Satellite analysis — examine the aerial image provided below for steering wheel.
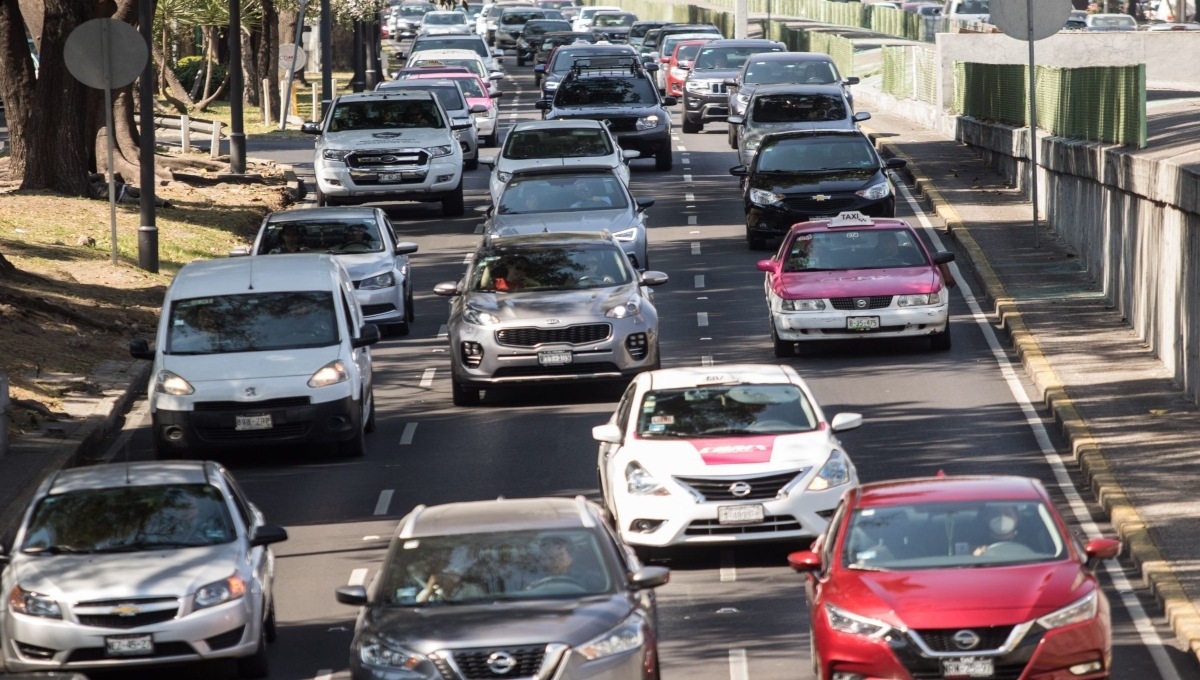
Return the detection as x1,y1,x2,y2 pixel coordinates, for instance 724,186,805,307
524,575,588,592
332,242,374,253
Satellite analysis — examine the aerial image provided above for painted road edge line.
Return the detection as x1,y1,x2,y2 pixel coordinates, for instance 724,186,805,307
400,422,418,445
728,648,749,680
420,368,436,388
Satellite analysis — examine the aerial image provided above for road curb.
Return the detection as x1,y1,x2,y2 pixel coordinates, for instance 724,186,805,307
864,126,1200,662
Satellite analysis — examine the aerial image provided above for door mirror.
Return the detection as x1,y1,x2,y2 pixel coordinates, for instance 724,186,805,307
592,422,623,444
534,100,549,110
250,524,289,547
300,122,322,134
479,154,497,167
661,95,676,106
534,64,546,73
229,246,251,257
489,72,505,80
489,88,503,98
353,324,382,348
394,241,419,256
470,103,489,114
932,251,955,265
852,111,872,122
843,76,860,85
885,157,907,170
494,49,506,56
729,165,748,177
640,270,669,286
335,585,369,606
129,338,155,361
635,197,655,212
621,149,641,161
474,205,494,216
723,77,737,86
628,566,669,590
1084,538,1121,564
830,412,863,433
645,62,658,72
756,259,778,273
434,281,461,296
787,550,822,572
726,115,744,126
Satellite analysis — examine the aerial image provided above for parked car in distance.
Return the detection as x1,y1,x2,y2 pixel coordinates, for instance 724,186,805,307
1085,12,1138,30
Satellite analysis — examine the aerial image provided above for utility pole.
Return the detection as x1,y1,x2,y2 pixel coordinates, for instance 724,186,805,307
352,20,366,92
229,0,246,173
137,0,157,272
365,21,379,89
321,0,333,116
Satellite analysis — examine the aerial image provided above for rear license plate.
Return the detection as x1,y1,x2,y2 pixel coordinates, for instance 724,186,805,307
718,504,765,525
846,316,880,331
942,657,994,678
106,634,154,657
379,172,404,183
235,414,273,431
538,350,573,366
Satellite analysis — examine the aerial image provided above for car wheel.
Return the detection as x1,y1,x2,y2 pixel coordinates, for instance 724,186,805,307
452,377,482,406
655,149,673,171
930,322,952,351
728,125,738,149
406,287,415,322
681,117,701,133
235,628,270,679
534,73,542,86
746,232,767,250
264,598,277,643
364,388,377,434
442,178,465,216
466,157,479,171
337,408,367,457
315,187,328,207
772,323,794,358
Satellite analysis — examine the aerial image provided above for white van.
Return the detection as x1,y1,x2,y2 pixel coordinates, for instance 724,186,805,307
941,0,989,24
130,255,380,459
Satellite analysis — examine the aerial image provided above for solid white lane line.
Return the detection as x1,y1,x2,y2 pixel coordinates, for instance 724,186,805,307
688,215,698,225
899,181,1183,680
462,253,473,264
701,355,714,366
374,490,394,515
689,230,700,234
691,242,701,255
437,324,448,339
683,173,693,182
315,669,334,680
720,550,736,582
348,568,369,587
685,192,695,201
695,275,705,288
728,648,749,680
400,422,418,445
697,312,709,327
420,368,436,388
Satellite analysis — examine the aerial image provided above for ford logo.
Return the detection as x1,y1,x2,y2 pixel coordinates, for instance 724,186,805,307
952,630,981,650
729,481,752,497
486,652,517,674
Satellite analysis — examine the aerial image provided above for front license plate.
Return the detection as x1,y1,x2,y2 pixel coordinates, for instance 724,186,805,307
235,414,273,431
846,316,880,331
718,504,765,525
538,350,573,366
379,172,404,183
106,634,154,657
942,657,994,679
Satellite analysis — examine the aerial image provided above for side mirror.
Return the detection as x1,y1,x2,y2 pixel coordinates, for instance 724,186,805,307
335,585,369,606
787,550,822,572
534,100,549,110
932,251,955,265
852,111,872,122
489,72,506,80
844,76,860,85
628,566,670,590
756,259,778,273
452,122,472,131
1084,538,1121,565
723,77,738,86
489,89,503,98
885,157,907,169
470,103,488,114
434,281,461,296
729,165,748,177
640,270,669,286
830,412,863,433
300,122,322,134
621,149,641,160
479,155,497,167
353,323,382,348
659,55,669,63
726,115,744,126
592,422,623,444
395,51,408,59
645,62,658,72
660,95,676,106
635,197,655,212
229,246,251,257
394,241,420,256
250,524,289,547
129,338,155,361
534,64,546,73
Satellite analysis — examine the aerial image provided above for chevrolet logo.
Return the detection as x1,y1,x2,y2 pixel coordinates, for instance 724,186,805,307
812,194,831,202
110,604,142,617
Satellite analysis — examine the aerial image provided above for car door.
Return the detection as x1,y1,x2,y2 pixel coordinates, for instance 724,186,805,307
599,381,638,507
379,212,406,298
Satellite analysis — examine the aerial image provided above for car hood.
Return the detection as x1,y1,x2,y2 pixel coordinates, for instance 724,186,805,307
323,129,447,149
549,104,663,119
333,251,395,282
12,543,242,602
627,429,836,472
689,67,741,80
489,209,634,235
500,157,620,174
774,267,940,299
465,283,640,320
163,345,342,381
828,561,1092,629
751,168,878,193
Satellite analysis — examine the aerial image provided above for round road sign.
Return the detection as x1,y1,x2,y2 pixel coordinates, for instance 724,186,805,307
279,44,308,72
990,0,1073,40
64,18,148,90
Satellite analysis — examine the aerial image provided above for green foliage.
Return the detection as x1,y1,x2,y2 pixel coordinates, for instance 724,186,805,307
175,56,228,94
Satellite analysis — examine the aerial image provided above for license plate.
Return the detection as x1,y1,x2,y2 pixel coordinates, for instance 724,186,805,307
846,316,880,331
235,414,273,431
538,350,573,366
942,657,994,678
379,172,404,183
718,504,765,525
106,634,154,657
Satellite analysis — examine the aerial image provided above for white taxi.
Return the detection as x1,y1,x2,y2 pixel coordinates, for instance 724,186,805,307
592,364,862,548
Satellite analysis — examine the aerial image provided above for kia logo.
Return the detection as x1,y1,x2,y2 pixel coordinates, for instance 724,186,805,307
952,630,981,650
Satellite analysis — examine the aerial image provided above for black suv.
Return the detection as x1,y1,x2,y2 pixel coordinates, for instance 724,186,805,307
537,55,675,170
730,129,906,249
681,38,784,133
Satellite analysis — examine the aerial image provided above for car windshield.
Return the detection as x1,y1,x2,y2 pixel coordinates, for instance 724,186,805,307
502,10,543,23
1092,14,1135,25
695,45,780,70
470,245,633,292
752,93,846,123
166,292,339,355
674,43,703,62
425,12,466,23
525,21,571,36
782,228,928,272
955,0,988,12
487,4,507,17
441,76,486,97
842,500,1067,571
629,23,660,38
394,84,465,111
412,38,489,58
636,384,818,438
379,529,615,605
401,4,432,16
329,99,444,131
745,59,838,84
413,58,486,78
662,36,713,56
497,173,628,214
257,217,385,255
504,127,613,159
756,136,878,172
556,76,656,105
21,484,237,554
594,13,635,26
641,30,661,47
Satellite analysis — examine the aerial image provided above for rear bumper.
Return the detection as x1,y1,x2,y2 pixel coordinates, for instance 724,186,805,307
745,197,895,236
683,93,729,123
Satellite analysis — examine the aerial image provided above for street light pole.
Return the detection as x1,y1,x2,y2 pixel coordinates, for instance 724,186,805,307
352,20,365,92
1026,0,1039,248
137,0,158,272
229,0,246,173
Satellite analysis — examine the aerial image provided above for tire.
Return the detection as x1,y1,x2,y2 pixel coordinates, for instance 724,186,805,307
746,232,767,250
441,178,465,216
728,125,738,149
930,322,952,351
465,157,479,171
364,388,377,434
406,287,415,322
264,599,277,643
681,117,701,133
337,406,367,457
236,629,269,679
772,324,794,358
315,187,328,207
534,73,542,87
452,377,482,406
655,148,673,171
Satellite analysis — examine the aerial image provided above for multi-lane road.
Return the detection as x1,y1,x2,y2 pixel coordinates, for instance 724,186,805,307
92,64,1200,680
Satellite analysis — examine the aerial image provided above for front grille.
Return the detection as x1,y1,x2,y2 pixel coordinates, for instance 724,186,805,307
830,296,893,311
709,82,728,94
495,323,611,347
783,196,856,213
912,626,1014,653
77,608,178,629
193,397,311,411
361,303,397,317
604,117,640,132
206,625,246,650
674,470,803,502
685,514,802,536
453,645,546,679
492,362,621,378
67,641,196,663
349,172,428,186
195,422,309,442
347,149,430,168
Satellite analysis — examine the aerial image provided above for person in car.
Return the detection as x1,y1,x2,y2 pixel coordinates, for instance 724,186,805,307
576,250,615,284
524,536,602,590
337,224,375,250
971,505,1021,556
568,179,613,209
270,224,309,253
495,257,542,291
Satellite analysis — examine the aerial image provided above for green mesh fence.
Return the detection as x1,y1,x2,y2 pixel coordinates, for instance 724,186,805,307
868,6,921,40
881,45,937,104
807,31,857,77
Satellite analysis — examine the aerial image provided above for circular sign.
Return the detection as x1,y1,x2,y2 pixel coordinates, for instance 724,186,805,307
279,43,308,71
64,18,148,90
989,0,1072,41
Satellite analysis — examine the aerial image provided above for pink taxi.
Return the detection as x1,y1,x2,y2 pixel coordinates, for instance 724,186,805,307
406,71,501,146
758,211,955,356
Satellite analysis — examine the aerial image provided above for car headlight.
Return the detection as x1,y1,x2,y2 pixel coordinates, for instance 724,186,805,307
193,576,246,611
496,171,512,183
428,145,454,158
1037,591,1098,630
463,307,501,326
358,633,429,672
749,188,784,206
635,114,660,130
322,149,349,162
856,182,890,200
308,360,349,388
606,300,640,318
626,461,668,496
897,288,944,307
611,227,637,242
685,80,709,93
781,298,826,312
360,272,396,290
825,603,892,638
156,370,194,396
808,450,851,491
545,81,560,91
737,93,750,103
743,138,761,151
578,613,646,660
669,67,688,80
8,585,61,619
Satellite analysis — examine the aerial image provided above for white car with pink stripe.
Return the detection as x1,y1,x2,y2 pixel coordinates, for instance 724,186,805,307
591,364,862,548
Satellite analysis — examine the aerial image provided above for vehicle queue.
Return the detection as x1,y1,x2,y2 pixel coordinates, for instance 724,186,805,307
0,4,1123,680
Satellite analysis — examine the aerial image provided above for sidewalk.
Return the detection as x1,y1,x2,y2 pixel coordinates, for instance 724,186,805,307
862,109,1200,659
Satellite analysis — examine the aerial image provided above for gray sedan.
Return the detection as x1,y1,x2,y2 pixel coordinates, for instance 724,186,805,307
729,84,870,167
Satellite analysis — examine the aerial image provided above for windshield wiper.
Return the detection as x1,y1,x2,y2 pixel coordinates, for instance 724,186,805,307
22,545,94,555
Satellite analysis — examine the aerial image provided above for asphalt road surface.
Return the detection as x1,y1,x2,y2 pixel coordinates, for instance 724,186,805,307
89,64,1200,680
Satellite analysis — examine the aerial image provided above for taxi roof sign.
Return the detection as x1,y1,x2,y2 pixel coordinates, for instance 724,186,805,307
827,211,875,228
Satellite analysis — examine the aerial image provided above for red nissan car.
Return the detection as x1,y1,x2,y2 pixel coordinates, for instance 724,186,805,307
790,476,1121,680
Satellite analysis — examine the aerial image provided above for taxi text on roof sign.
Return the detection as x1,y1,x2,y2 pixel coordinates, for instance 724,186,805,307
827,211,874,228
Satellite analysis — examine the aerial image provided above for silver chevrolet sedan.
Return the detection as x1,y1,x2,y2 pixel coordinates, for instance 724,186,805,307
1,461,287,677
433,232,668,405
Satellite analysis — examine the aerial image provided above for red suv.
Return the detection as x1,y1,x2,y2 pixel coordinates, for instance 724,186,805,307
665,40,711,98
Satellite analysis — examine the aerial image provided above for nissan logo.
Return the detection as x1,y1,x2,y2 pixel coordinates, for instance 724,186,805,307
729,481,752,497
486,652,518,674
855,298,868,309
952,630,981,650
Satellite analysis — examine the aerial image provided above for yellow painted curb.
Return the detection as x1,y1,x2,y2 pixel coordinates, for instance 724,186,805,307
863,125,1200,662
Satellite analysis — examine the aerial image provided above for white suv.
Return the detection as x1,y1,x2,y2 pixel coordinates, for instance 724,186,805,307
304,91,468,216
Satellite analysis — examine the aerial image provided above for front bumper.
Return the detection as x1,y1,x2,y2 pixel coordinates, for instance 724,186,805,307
352,641,653,680
772,303,948,342
152,393,360,453
611,127,669,158
355,280,406,325
316,156,461,202
745,196,896,236
495,30,522,48
683,91,729,123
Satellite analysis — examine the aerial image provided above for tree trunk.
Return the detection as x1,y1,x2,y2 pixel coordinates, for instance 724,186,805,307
153,36,194,112
242,28,259,107
0,0,36,180
194,67,230,111
260,0,278,124
201,27,215,101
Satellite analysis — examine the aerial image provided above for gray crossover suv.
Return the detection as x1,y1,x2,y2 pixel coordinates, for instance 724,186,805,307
335,497,669,680
433,232,667,406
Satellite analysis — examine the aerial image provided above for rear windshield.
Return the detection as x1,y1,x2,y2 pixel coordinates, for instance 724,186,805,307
593,12,635,26
443,76,486,98
411,38,489,58
497,173,628,214
329,98,444,131
782,227,929,273
257,217,385,255
501,9,544,23
756,135,878,172
636,385,818,438
629,23,661,38
694,45,782,70
504,127,613,159
412,57,486,79
401,4,432,16
404,84,466,111
167,292,340,355
556,76,657,105
745,59,838,85
425,12,466,23
752,94,845,123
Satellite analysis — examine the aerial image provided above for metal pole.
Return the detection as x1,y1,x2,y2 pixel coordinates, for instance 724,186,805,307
229,0,246,174
102,20,119,266
1027,0,1039,248
0,371,8,459
352,20,365,92
279,0,311,130
735,0,749,38
767,0,772,36
320,0,333,116
138,0,158,273
366,21,379,89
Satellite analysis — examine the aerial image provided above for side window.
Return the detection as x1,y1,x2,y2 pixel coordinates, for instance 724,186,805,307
220,472,255,532
820,499,849,575
382,215,399,247
614,382,637,433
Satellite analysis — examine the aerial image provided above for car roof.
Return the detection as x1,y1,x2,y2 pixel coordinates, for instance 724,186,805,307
382,78,465,92
170,253,343,299
752,83,846,96
425,10,464,15
856,476,1046,508
745,51,835,63
267,207,378,223
763,128,869,143
512,119,604,131
337,90,436,102
646,364,794,390
511,165,617,177
414,33,482,39
412,49,485,59
49,462,212,494
702,38,784,47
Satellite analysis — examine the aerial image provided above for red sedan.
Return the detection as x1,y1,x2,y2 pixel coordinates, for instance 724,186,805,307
789,476,1121,680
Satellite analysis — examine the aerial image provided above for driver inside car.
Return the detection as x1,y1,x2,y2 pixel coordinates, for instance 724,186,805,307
971,505,1021,556
340,224,375,250
525,536,601,591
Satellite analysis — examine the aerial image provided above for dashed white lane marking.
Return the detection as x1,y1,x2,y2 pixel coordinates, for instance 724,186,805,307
420,368,437,388
691,242,701,255
701,355,714,366
682,157,690,165
348,568,369,587
400,422,418,445
677,145,687,151
315,669,333,680
474,223,485,234
697,312,709,327
689,230,700,234
683,173,693,182
697,296,708,300
685,192,695,201
694,275,705,288
363,535,380,541
700,337,712,340
462,253,473,264
720,550,736,582
373,490,394,515
437,324,448,339
688,215,698,225
728,648,749,680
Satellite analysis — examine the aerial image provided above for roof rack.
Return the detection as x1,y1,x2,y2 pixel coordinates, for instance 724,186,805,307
570,54,641,77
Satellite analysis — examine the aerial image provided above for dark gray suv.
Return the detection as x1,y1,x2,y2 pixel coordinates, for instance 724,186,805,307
336,497,669,680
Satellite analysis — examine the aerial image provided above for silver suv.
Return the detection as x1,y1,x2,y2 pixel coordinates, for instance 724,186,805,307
729,84,869,167
433,232,668,406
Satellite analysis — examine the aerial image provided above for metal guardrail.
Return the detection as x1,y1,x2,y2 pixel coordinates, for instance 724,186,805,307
152,115,227,138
